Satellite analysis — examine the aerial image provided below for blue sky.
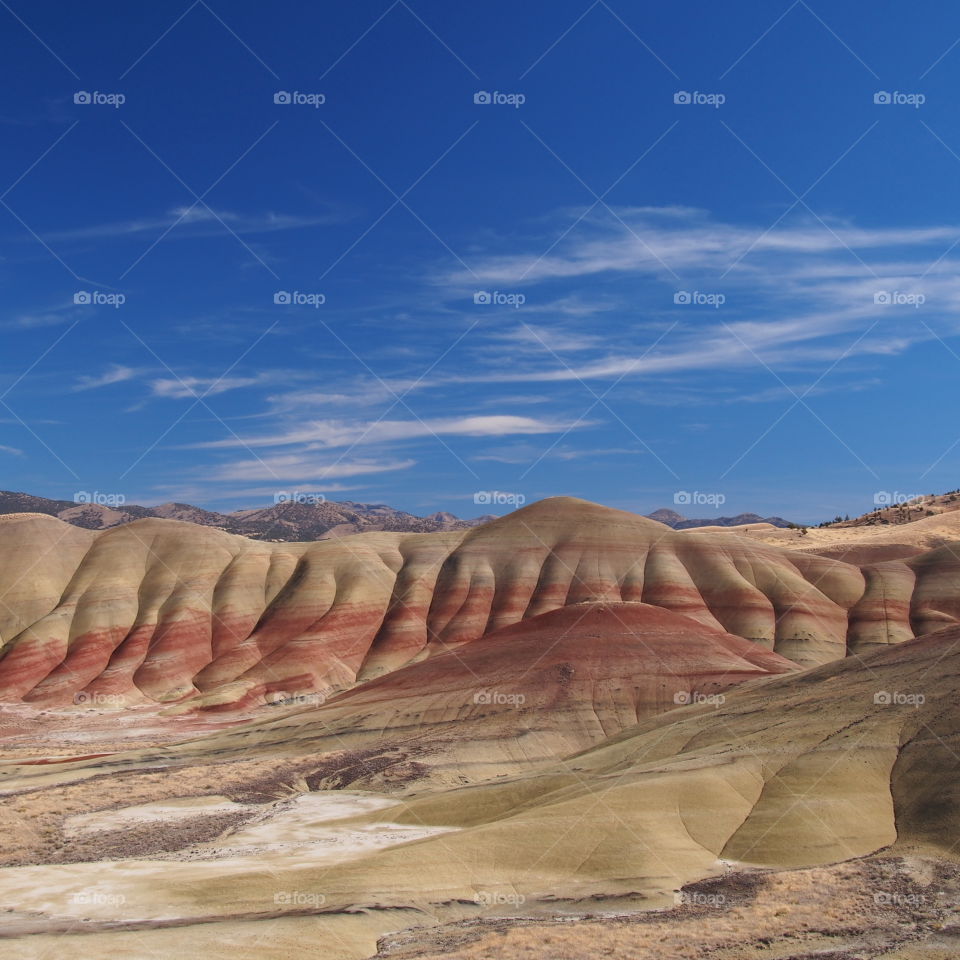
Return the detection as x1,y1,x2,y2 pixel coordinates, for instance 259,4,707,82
2,0,959,524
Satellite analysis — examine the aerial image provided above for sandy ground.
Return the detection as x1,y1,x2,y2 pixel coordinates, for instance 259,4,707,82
0,790,456,925
0,702,256,761
681,507,960,559
373,855,960,960
2,504,959,958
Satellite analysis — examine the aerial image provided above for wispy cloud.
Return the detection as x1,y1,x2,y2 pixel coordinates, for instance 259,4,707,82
74,365,140,391
200,455,416,484
75,367,312,401
473,442,643,464
2,298,82,330
439,206,960,289
85,205,960,483
725,378,884,404
149,369,318,400
196,414,590,451
415,207,960,390
150,375,265,399
491,323,606,353
4,311,73,330
0,444,24,456
41,205,346,243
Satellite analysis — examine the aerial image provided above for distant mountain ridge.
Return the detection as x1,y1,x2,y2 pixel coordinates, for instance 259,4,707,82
0,491,494,542
647,507,793,529
0,491,797,541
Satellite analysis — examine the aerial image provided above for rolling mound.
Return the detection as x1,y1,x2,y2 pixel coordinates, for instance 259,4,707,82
2,498,960,711
733,506,960,561
0,623,955,960
2,497,959,959
2,602,793,792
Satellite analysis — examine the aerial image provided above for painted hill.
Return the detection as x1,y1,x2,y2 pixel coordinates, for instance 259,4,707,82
1,623,955,959
135,601,798,789
2,496,960,714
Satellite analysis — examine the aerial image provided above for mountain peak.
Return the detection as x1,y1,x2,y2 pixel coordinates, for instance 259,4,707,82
646,507,793,529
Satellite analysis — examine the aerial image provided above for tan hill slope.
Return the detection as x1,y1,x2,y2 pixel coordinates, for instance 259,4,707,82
2,601,793,793
0,498,868,709
2,497,960,712
0,624,955,960
712,491,960,563
1,496,958,960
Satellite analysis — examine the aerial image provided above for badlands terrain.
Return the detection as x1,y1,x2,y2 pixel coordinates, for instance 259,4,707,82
0,496,958,958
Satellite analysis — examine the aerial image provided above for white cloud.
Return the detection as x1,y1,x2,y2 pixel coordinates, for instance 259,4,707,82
6,311,73,330
98,205,960,472
74,365,140,391
200,455,416,484
414,207,960,389
42,206,344,243
439,207,960,289
446,312,890,385
197,414,590,451
150,375,265,399
0,444,23,456
493,324,606,353
147,369,316,400
474,442,643,464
